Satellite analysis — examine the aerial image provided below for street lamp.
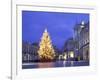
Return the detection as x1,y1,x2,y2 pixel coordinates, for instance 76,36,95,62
62,52,67,67
70,51,74,66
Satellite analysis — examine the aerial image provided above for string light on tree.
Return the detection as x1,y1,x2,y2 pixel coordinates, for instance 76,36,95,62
38,28,55,61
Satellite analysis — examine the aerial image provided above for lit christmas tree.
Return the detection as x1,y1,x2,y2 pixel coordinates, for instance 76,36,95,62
38,28,55,62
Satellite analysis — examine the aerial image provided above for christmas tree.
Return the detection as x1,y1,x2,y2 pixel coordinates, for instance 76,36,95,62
38,28,55,62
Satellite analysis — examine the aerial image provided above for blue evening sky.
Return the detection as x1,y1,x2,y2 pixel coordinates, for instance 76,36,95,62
22,11,89,49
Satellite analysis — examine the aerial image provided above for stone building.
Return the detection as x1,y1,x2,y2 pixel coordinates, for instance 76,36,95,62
74,21,89,61
22,41,39,62
79,22,89,60
63,38,75,61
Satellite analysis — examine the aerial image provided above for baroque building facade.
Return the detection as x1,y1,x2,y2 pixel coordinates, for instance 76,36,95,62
74,21,89,61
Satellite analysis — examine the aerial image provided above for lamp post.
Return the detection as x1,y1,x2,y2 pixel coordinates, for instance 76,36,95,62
70,51,74,66
63,53,67,67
